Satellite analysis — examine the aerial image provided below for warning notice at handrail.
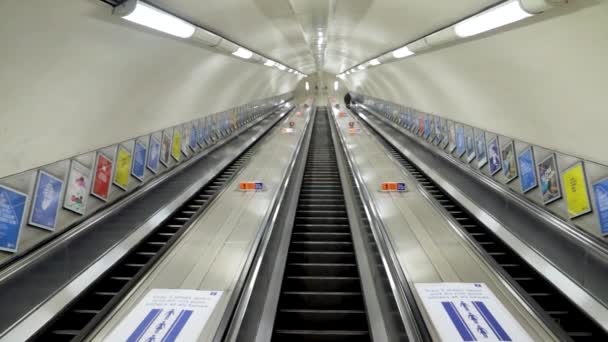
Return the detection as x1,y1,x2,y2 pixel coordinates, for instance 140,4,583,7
415,283,533,342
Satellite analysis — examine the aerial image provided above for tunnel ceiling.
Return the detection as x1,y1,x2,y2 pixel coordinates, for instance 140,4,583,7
147,0,500,75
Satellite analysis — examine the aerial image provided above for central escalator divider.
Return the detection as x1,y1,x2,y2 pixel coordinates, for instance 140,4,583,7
272,108,371,342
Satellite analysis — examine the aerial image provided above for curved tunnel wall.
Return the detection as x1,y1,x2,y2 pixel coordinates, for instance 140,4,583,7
0,0,300,179
344,0,608,166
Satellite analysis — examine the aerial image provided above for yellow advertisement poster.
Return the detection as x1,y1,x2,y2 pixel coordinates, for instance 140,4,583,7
114,146,132,190
172,129,182,161
562,162,592,218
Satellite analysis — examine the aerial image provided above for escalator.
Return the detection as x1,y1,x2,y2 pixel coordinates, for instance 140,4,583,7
272,108,371,342
354,105,608,341
28,110,287,342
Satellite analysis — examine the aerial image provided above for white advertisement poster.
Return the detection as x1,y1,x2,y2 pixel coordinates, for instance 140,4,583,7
106,289,222,342
415,283,532,342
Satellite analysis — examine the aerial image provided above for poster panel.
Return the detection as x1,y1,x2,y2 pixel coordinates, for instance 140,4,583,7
456,125,466,158
415,283,533,342
465,130,476,163
29,171,64,231
181,125,191,157
106,289,223,342
476,131,488,168
562,162,592,218
593,178,608,235
172,128,182,162
132,141,147,181
63,160,91,215
0,185,28,253
537,154,562,204
418,115,425,136
517,146,537,193
189,123,198,151
424,115,432,140
488,138,502,176
114,146,132,191
160,131,172,167
448,121,457,152
501,141,518,183
440,119,449,148
91,153,113,201
147,136,161,174
434,117,442,145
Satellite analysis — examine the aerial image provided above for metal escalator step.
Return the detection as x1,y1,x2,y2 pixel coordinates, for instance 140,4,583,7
288,251,355,263
275,309,368,330
283,276,360,292
289,241,353,252
279,291,365,310
291,232,351,242
285,263,358,277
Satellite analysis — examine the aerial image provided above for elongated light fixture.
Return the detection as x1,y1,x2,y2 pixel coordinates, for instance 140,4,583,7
369,59,381,66
233,47,253,59
121,1,195,38
392,46,414,58
264,60,275,67
357,65,366,70
277,64,287,70
454,0,532,38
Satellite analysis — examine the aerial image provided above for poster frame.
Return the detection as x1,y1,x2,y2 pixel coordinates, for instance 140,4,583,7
131,140,147,182
592,177,608,236
28,170,64,231
562,161,592,219
501,140,519,184
537,153,562,205
90,152,114,202
0,184,28,253
147,136,161,175
171,127,182,162
487,137,502,176
475,131,488,169
63,159,91,215
113,145,132,191
517,146,538,194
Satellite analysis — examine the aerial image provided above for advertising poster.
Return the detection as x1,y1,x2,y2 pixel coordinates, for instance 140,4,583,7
114,146,132,191
448,121,457,152
91,153,113,201
415,283,533,342
465,131,476,163
106,289,223,342
197,120,206,148
592,178,608,235
537,154,562,204
424,115,432,139
517,146,538,193
181,125,191,157
161,131,172,167
476,131,488,168
418,115,425,136
488,138,502,176
189,123,198,151
132,141,147,182
0,185,28,253
440,119,449,148
28,171,64,231
456,125,466,158
434,118,442,145
171,128,182,162
562,162,592,218
147,136,161,174
63,160,91,215
501,141,518,183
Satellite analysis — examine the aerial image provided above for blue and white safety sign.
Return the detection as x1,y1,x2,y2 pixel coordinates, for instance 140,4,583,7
415,283,532,342
106,289,222,342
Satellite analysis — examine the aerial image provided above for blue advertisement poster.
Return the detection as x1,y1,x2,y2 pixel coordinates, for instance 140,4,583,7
190,124,198,151
29,171,63,231
0,185,27,252
488,138,502,176
147,136,161,174
476,131,487,168
517,146,537,193
424,116,431,139
593,178,608,235
132,141,147,181
456,125,466,157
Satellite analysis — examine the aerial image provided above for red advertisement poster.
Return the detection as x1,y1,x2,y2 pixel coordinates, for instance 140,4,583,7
91,153,113,201
418,115,425,136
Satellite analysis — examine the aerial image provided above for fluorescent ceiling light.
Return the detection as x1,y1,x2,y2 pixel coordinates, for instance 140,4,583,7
334,81,339,91
369,59,381,66
264,60,275,67
122,1,195,38
305,82,310,91
233,47,253,59
454,0,532,38
357,65,365,70
277,64,287,70
392,46,414,58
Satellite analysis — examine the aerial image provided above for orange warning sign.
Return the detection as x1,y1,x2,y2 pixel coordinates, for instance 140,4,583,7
380,182,407,192
239,182,264,191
